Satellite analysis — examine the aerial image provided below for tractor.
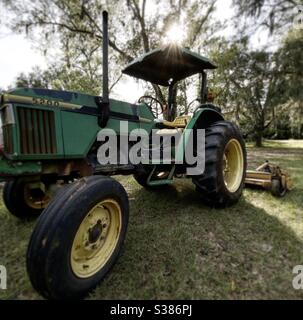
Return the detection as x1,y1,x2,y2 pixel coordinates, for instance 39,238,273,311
0,11,246,299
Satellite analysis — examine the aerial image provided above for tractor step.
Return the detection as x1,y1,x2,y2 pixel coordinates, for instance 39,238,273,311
147,165,175,186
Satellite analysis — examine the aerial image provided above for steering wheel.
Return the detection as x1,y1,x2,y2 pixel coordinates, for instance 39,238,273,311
138,95,164,118
187,98,200,111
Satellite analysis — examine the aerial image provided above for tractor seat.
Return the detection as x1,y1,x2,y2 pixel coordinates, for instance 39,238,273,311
155,128,182,136
158,115,191,129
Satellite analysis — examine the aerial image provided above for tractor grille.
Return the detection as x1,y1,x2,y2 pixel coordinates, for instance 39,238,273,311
2,125,14,154
17,107,57,154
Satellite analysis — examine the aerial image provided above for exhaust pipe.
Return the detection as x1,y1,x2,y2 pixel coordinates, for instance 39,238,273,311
97,10,110,127
102,10,109,104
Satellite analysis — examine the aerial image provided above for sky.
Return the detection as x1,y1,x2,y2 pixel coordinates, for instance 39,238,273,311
0,2,47,88
0,0,270,102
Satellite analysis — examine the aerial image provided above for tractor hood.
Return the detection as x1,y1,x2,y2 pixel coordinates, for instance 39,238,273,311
122,45,217,86
1,87,98,108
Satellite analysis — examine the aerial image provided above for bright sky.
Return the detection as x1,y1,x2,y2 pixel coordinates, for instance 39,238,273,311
0,0,270,102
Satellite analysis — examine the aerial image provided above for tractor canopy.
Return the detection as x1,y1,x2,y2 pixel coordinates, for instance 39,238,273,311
122,45,217,86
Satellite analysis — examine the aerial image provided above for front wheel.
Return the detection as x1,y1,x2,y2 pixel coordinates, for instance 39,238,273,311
3,178,51,219
192,121,247,207
26,176,129,300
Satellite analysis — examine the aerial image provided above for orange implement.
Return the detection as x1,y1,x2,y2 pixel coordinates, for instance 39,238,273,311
245,161,293,197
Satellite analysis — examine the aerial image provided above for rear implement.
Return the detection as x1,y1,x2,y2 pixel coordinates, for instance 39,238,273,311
245,161,293,197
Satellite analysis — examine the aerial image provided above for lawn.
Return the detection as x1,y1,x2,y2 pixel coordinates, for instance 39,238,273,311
0,140,303,300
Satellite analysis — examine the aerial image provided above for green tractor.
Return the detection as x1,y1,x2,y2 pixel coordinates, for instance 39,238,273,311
0,12,246,299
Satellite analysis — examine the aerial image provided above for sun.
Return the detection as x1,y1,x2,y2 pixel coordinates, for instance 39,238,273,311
164,23,185,45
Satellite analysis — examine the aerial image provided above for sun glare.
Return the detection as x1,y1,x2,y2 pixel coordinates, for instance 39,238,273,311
164,23,185,45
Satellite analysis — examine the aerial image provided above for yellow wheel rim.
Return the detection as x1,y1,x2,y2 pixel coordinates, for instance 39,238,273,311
71,199,122,278
223,139,244,193
24,185,50,210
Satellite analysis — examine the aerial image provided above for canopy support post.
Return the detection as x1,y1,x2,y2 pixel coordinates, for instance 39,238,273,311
200,71,207,103
168,81,176,121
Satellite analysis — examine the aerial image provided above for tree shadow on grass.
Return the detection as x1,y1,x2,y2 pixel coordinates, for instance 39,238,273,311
93,179,303,299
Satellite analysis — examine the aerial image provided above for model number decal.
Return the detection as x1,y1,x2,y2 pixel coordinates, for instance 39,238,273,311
32,97,60,107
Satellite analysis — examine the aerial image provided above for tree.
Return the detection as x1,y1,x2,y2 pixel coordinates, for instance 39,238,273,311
271,29,303,138
2,0,220,118
15,68,50,88
210,38,278,146
232,0,300,35
13,65,101,95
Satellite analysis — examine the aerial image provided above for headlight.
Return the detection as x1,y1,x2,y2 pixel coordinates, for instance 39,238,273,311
1,104,15,125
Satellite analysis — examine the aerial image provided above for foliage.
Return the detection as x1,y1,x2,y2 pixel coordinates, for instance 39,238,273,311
210,38,274,146
232,0,299,34
209,26,303,145
2,0,220,112
1,0,302,142
14,65,101,95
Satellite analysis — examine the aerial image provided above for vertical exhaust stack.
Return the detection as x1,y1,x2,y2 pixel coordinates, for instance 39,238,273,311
102,10,109,104
97,10,110,127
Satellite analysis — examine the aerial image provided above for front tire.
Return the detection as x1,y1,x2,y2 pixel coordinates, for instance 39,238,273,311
2,178,51,219
26,176,129,300
192,121,246,207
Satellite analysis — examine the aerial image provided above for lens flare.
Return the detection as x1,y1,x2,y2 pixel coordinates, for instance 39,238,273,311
164,23,185,44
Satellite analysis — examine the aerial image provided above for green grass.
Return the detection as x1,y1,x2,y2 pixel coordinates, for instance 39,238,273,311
0,140,303,300
246,139,303,149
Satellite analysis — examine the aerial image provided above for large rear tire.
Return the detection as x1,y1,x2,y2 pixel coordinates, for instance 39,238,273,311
192,121,246,207
26,176,129,300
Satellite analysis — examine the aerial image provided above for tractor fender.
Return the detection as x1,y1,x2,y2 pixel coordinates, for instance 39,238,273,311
175,107,224,163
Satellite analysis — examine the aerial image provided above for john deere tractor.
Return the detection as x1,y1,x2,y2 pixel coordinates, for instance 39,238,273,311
0,12,246,299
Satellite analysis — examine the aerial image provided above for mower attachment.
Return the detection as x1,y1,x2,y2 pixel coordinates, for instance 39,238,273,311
245,161,293,197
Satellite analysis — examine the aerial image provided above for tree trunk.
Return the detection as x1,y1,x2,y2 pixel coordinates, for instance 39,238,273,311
272,106,278,138
255,131,263,147
299,102,303,138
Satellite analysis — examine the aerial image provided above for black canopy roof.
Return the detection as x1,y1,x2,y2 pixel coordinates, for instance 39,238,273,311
122,45,217,86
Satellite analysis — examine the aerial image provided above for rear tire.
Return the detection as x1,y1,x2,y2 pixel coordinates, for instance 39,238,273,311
192,121,246,207
2,178,50,219
26,175,129,300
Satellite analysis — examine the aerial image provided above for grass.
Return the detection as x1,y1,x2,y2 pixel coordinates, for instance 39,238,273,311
0,140,303,300
246,139,303,149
